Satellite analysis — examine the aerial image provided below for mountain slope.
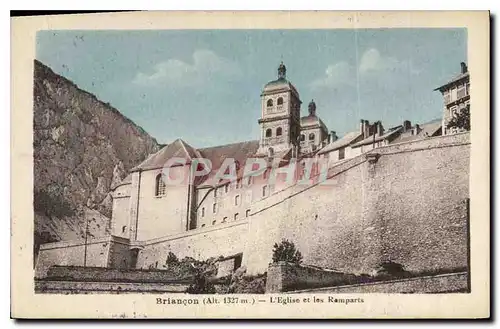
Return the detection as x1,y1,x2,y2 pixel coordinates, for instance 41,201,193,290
33,60,160,261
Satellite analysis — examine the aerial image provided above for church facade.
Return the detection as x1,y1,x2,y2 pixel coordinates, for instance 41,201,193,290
36,62,470,280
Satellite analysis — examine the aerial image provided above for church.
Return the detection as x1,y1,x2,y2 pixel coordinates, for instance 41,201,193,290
36,62,470,280
110,62,335,244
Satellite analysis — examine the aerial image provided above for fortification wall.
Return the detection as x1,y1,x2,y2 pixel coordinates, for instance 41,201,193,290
35,237,111,278
134,220,249,269
244,133,470,275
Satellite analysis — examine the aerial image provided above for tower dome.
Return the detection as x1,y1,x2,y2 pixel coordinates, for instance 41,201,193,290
262,61,299,97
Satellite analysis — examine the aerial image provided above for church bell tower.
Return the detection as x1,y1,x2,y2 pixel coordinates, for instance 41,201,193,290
257,62,301,157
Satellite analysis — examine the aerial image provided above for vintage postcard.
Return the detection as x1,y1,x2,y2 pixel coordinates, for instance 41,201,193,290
11,11,490,319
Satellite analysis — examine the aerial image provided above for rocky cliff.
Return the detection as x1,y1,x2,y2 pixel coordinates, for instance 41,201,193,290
33,60,160,260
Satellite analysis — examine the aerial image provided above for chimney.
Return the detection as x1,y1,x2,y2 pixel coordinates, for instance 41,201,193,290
359,119,365,134
403,120,412,132
376,121,383,136
414,124,421,135
460,62,468,74
364,120,370,138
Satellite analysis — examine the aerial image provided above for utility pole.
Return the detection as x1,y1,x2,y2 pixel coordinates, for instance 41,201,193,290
83,218,90,267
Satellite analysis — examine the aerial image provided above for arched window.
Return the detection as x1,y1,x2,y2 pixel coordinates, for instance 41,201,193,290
235,195,240,206
300,134,305,141
212,220,217,225
201,207,205,217
267,99,273,107
222,216,228,223
309,133,315,141
122,226,127,233
155,174,166,196
246,209,251,217
265,128,272,137
276,127,283,136
234,213,239,220
277,97,283,105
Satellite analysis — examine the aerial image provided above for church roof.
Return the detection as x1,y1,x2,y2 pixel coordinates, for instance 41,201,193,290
130,139,202,172
196,140,260,186
110,173,133,190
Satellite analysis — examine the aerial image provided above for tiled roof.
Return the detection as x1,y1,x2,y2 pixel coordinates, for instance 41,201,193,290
131,139,202,172
317,131,362,154
196,140,260,186
434,71,469,91
418,118,442,137
351,127,403,148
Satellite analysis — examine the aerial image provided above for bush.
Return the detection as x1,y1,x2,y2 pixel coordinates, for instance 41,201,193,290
272,239,303,264
166,252,178,265
375,261,406,276
185,270,216,294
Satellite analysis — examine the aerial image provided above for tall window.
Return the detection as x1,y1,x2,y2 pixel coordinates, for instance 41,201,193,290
247,176,253,186
122,226,127,233
338,147,345,160
234,213,239,221
235,195,240,206
155,174,166,196
277,97,283,105
225,184,229,193
457,85,466,99
266,128,272,137
214,188,218,197
300,134,305,141
246,209,251,217
212,203,217,213
309,133,315,141
201,207,205,217
267,99,273,107
262,185,268,197
276,127,283,136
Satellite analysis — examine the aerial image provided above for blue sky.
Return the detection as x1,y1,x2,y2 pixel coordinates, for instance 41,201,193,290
36,29,466,147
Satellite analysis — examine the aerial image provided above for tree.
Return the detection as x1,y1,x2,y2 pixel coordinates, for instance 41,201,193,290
272,239,303,264
446,105,470,132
